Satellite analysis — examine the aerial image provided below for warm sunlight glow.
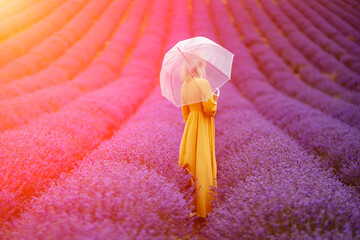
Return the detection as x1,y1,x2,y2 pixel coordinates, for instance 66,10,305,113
0,0,359,238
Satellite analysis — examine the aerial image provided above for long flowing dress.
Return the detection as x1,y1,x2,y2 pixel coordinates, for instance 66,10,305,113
179,77,217,218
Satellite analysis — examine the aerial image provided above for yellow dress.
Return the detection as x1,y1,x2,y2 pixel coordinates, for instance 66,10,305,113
178,77,217,218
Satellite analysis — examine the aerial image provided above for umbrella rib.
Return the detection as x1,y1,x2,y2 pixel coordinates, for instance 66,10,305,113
177,47,190,65
192,77,207,100
204,57,233,80
170,60,177,106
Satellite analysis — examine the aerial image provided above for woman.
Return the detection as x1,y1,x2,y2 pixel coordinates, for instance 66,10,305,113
178,55,219,218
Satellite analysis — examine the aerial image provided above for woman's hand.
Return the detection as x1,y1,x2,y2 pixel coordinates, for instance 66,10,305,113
215,88,220,97
213,88,220,102
213,94,218,102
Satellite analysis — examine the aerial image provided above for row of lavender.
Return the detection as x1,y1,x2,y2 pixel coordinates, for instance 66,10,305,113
0,0,39,21
278,0,360,78
343,0,360,13
329,0,360,22
0,0,79,65
0,0,116,95
277,0,360,70
259,0,360,101
0,0,169,225
315,0,360,32
0,0,111,84
287,0,360,57
247,0,360,93
273,0,360,103
300,0,360,44
0,0,136,132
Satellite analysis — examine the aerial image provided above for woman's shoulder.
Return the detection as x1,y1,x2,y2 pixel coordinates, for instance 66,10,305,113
194,77,207,81
194,77,210,85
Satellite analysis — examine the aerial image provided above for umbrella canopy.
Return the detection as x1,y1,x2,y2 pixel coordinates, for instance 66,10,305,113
160,36,234,107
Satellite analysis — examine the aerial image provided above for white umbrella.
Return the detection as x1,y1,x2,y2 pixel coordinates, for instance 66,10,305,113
160,36,234,107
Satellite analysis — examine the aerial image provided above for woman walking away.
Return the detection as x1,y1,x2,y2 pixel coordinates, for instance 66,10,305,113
159,36,233,218
178,55,219,218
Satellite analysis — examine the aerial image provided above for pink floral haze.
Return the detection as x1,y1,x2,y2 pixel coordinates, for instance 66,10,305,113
0,0,359,239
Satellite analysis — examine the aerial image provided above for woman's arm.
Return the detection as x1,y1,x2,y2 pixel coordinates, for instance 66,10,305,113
202,94,217,117
198,78,217,117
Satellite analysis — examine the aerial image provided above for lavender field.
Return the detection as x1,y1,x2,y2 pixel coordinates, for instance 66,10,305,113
0,0,359,239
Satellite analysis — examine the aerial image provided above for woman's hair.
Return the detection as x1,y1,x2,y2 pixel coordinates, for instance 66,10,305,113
180,54,206,82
